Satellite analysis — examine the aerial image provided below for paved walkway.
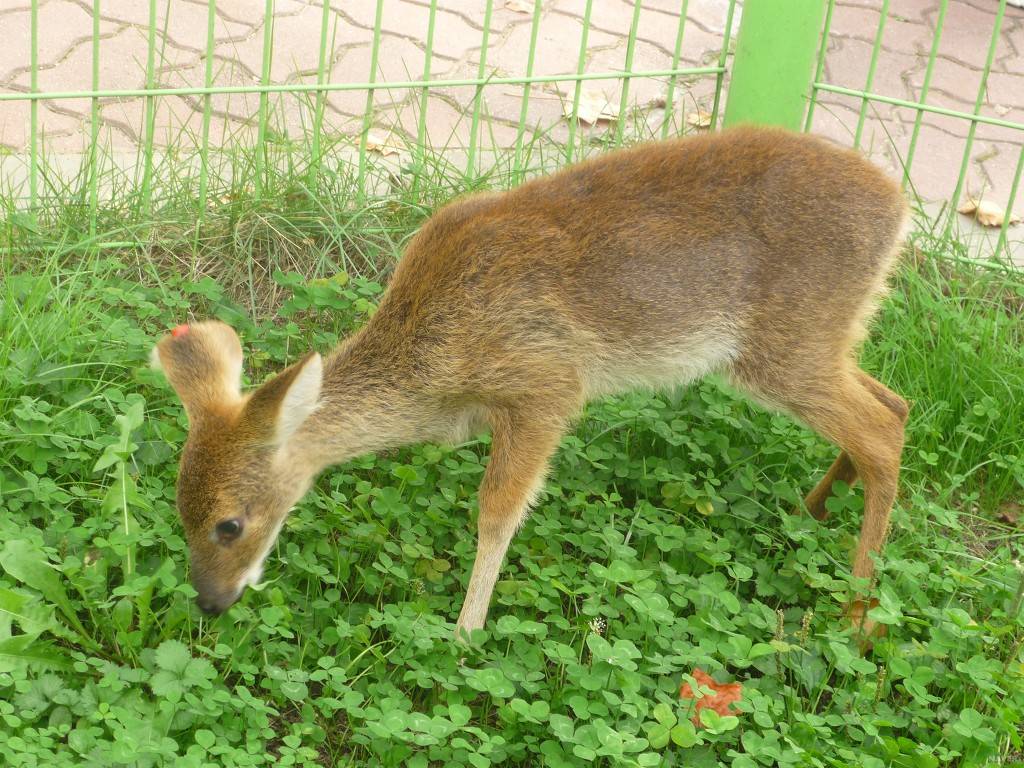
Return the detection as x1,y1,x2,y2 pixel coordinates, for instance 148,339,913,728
0,0,1022,253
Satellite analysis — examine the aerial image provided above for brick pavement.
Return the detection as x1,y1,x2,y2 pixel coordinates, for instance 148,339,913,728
0,0,1022,256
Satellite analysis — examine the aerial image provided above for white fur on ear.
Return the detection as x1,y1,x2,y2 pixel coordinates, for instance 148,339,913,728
276,353,322,444
149,346,164,371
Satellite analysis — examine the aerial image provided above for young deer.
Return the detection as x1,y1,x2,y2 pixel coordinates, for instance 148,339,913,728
153,126,909,638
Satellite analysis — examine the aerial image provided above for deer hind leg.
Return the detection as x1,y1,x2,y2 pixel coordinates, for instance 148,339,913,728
742,364,905,634
801,370,909,520
455,406,568,640
801,451,858,521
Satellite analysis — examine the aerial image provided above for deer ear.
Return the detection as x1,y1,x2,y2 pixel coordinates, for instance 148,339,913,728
151,321,243,421
241,352,322,446
275,352,322,444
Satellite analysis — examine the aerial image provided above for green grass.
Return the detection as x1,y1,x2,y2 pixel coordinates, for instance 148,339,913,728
1,134,1023,768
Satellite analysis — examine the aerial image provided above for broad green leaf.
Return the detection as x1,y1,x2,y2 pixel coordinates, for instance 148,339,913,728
155,639,192,674
549,713,575,741
194,730,216,750
958,707,984,730
652,702,675,725
447,704,471,727
150,670,184,702
670,720,698,747
280,681,308,701
0,587,56,635
0,540,87,639
748,642,777,659
0,634,72,672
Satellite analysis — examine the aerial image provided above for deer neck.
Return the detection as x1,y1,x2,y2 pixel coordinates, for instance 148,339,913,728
287,329,434,474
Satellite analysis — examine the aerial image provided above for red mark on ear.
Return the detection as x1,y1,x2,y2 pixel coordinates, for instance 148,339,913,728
171,324,190,338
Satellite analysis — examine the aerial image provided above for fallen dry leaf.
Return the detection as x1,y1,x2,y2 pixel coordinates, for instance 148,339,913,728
566,89,618,126
957,198,1021,228
679,668,742,726
504,0,534,12
686,109,712,129
998,502,1021,526
363,132,403,157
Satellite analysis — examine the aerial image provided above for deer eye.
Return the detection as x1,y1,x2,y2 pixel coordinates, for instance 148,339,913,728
215,518,243,542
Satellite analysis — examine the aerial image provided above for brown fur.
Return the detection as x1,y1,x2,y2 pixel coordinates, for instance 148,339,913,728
153,126,909,635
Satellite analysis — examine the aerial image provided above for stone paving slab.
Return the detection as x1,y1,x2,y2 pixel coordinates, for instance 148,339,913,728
0,0,1022,258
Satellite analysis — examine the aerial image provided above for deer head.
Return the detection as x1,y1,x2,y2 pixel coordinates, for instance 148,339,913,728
152,321,322,614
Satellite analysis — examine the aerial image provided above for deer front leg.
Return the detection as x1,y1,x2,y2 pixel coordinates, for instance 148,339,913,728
455,409,565,640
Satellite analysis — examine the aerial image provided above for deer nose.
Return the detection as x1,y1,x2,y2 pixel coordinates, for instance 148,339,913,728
196,588,241,615
196,595,226,615
192,570,242,615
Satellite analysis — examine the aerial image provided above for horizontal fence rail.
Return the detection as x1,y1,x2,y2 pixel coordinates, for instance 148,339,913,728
811,83,1024,135
0,68,730,103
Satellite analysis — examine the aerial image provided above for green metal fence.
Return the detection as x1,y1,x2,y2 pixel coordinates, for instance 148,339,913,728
801,0,1024,257
0,0,740,251
0,0,1021,258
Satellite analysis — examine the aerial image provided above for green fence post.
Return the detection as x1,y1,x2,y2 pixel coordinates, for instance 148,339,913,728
723,0,828,130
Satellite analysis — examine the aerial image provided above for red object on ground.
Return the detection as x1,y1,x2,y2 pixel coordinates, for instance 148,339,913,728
171,324,190,338
679,668,743,726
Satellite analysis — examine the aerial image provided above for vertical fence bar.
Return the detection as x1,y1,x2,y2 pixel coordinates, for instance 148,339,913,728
88,0,100,237
709,0,737,130
357,0,384,194
853,0,889,149
903,0,946,190
803,0,835,132
661,0,690,140
255,0,274,196
723,0,825,130
140,0,158,219
995,143,1023,258
466,0,494,179
309,0,332,187
614,0,643,146
511,0,542,183
412,0,438,197
29,0,39,214
949,0,1006,219
565,0,594,163
198,0,217,225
